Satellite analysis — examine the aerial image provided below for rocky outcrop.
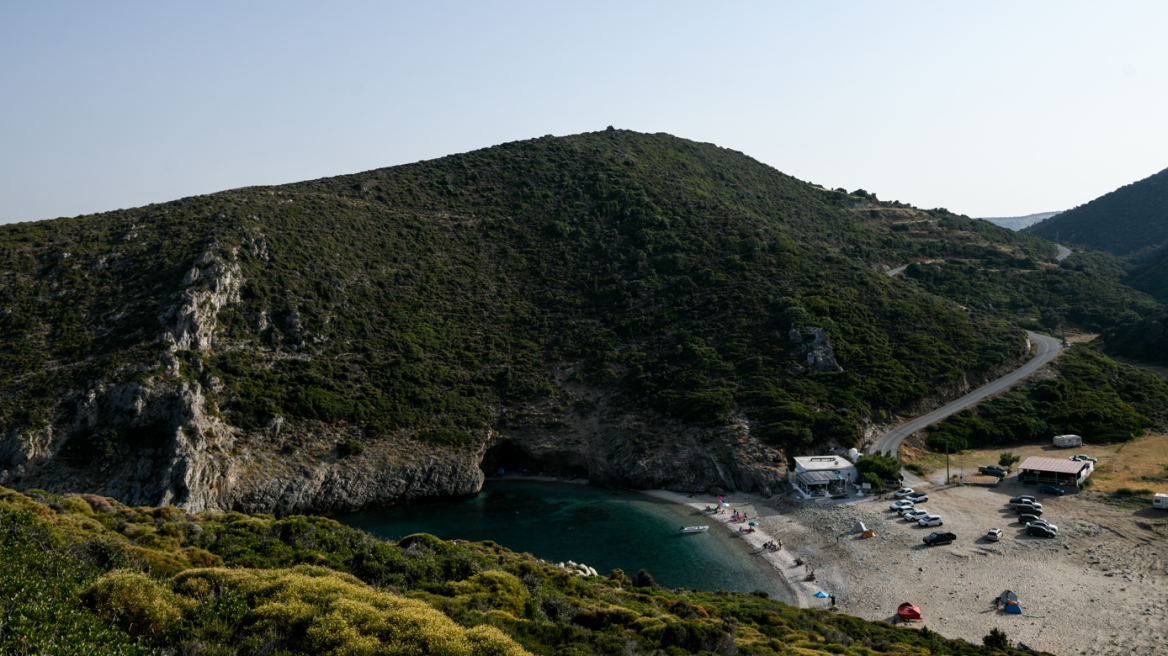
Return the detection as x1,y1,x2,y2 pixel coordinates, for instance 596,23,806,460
789,326,843,373
161,251,244,351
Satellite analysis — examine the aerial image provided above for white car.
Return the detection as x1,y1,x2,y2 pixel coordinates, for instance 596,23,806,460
904,509,929,522
1070,454,1097,463
894,487,914,498
890,500,915,511
1026,520,1058,533
986,528,1003,541
918,514,943,527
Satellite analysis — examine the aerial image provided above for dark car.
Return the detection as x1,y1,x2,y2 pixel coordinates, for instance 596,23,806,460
923,531,957,546
1040,484,1065,496
1027,524,1056,538
1015,504,1043,516
906,491,929,502
979,465,1008,478
1018,513,1041,525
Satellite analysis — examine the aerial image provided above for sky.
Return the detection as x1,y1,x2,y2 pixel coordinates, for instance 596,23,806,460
3,1,1167,225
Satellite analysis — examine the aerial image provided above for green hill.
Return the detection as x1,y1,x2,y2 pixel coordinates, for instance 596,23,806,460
0,129,1157,511
1026,166,1168,257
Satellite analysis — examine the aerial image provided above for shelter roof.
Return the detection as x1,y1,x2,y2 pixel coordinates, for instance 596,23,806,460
1018,456,1089,475
794,456,853,471
796,470,842,484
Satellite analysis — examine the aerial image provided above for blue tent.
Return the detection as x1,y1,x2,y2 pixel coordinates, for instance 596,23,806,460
813,591,829,599
998,590,1021,614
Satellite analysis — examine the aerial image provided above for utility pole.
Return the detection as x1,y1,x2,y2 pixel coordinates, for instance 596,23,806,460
945,438,950,485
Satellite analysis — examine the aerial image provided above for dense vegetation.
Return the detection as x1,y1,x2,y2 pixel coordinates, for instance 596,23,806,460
0,130,1061,459
1,129,1163,463
0,486,1048,655
1026,166,1168,258
925,345,1168,451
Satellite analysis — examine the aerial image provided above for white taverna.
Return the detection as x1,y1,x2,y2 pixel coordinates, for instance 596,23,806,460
790,453,859,498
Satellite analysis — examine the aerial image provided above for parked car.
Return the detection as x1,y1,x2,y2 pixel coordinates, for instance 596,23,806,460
894,488,914,498
1026,520,1058,533
1069,454,1097,462
1015,504,1043,516
986,528,1003,541
906,491,929,502
1018,513,1041,525
899,506,922,517
978,465,1008,477
904,509,930,522
923,531,957,546
1008,496,1037,508
1039,484,1065,496
1027,524,1057,538
890,500,915,511
918,515,944,527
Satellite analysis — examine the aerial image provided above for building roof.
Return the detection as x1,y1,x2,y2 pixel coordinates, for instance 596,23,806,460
1018,456,1089,475
794,456,854,471
796,470,843,484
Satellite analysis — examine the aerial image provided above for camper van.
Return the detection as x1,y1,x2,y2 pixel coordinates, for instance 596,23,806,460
1053,434,1082,448
1155,493,1168,510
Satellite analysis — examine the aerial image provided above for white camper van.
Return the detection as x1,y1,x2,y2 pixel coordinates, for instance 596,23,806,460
1053,434,1082,448
1154,493,1168,510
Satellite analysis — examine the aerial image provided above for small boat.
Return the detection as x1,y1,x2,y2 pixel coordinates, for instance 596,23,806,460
679,526,709,533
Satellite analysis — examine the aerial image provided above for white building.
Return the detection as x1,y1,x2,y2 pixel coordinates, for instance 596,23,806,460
791,455,859,497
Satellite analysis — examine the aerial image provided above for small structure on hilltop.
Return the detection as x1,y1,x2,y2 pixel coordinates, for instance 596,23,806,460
790,455,859,497
1017,456,1093,488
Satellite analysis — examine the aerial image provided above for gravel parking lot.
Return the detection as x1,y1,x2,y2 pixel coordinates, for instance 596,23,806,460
686,475,1168,656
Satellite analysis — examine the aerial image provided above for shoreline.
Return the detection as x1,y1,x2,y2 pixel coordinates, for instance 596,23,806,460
640,489,825,609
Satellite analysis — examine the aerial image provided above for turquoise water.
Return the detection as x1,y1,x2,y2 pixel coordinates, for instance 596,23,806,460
337,481,793,603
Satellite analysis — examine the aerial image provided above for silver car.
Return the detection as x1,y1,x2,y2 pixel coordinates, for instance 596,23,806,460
904,509,929,522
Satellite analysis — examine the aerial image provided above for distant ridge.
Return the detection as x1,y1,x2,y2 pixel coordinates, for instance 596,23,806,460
978,211,1062,231
1025,166,1168,256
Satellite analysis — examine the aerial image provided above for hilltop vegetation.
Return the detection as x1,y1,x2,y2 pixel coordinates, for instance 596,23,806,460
1,129,1162,500
1027,166,1168,258
0,486,1048,655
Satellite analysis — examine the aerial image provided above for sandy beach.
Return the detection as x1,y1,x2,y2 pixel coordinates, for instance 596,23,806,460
646,477,1168,656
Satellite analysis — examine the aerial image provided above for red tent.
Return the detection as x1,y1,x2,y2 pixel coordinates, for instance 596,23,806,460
897,603,922,621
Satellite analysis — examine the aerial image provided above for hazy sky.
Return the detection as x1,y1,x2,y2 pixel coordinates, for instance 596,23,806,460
3,2,1166,224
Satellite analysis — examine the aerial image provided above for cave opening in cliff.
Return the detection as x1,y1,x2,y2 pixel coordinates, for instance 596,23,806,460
480,440,587,479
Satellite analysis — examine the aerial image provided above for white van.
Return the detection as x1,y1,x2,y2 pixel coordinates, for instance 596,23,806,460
1154,493,1168,510
1053,434,1082,448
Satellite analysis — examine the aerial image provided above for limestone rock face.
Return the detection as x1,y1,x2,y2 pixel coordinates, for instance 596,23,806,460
160,252,244,352
790,326,843,373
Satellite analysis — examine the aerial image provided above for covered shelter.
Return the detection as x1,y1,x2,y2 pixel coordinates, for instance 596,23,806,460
897,603,921,621
792,455,858,497
1017,456,1092,488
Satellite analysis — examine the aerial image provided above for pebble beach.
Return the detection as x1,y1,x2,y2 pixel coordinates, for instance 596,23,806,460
648,480,1168,656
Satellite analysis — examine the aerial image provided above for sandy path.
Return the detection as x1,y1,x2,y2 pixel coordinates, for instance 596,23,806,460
642,490,827,609
646,483,1168,656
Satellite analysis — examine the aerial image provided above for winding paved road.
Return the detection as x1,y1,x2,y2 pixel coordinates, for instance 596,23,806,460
869,245,1072,456
865,331,1063,456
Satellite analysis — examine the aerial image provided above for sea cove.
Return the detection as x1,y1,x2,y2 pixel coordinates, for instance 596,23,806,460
338,480,795,603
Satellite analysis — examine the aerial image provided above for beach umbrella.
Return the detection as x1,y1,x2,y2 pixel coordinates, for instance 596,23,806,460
748,521,759,526
813,591,829,598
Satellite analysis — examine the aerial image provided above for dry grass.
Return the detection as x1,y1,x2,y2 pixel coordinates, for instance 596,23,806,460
1088,432,1168,494
1064,332,1100,344
905,433,1168,494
